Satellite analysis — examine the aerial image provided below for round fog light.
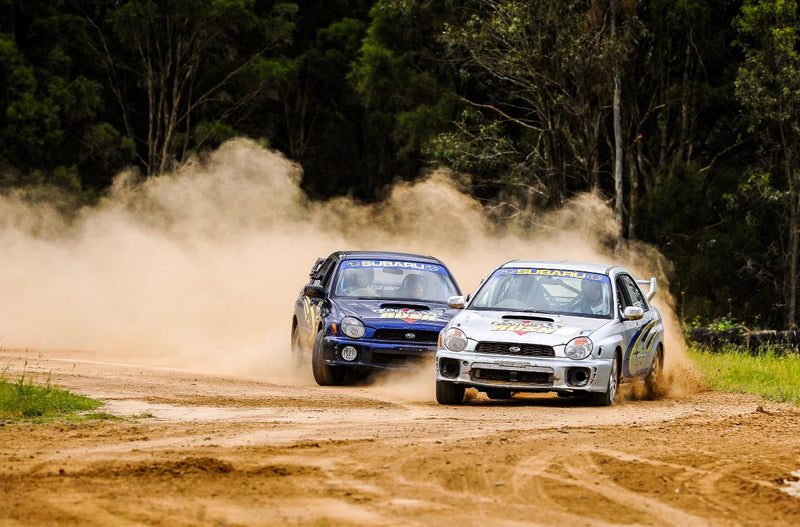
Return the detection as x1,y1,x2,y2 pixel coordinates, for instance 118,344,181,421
341,346,358,362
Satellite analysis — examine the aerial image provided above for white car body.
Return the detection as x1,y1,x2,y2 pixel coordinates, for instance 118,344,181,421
435,260,664,405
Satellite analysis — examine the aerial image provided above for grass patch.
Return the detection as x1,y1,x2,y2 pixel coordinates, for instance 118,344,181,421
687,345,800,404
0,364,103,420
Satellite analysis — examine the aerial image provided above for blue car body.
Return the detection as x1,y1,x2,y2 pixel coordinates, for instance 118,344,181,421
292,251,462,385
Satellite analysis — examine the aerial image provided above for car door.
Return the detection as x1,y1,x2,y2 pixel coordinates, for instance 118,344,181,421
618,274,656,377
301,257,336,347
615,275,640,380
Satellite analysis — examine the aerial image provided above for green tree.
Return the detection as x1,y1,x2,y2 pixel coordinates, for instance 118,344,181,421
590,0,641,246
0,0,131,194
349,0,464,199
431,0,644,219
278,1,372,199
83,0,296,177
735,0,800,328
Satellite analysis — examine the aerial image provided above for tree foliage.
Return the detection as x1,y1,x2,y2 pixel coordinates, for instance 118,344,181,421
83,0,297,177
734,0,800,328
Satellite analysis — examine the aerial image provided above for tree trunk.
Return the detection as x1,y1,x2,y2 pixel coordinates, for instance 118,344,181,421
612,1,624,246
614,70,624,244
678,32,691,165
627,147,637,239
785,129,798,328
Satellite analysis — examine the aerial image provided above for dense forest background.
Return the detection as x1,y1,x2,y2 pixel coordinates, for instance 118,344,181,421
1,0,799,330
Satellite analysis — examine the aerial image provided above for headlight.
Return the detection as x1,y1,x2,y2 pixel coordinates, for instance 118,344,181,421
341,317,365,338
443,327,468,351
565,336,593,360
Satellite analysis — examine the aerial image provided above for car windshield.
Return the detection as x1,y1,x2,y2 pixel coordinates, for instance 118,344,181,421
469,268,613,318
334,259,459,302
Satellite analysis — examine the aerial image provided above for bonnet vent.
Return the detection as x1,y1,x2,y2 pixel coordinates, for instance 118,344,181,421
379,303,430,311
501,314,554,323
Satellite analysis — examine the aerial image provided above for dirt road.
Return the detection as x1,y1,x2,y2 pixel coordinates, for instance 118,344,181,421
2,348,799,526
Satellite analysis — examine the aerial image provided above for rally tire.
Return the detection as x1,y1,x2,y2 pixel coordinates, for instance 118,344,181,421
311,332,346,386
290,324,306,374
436,380,465,405
588,352,619,407
645,344,664,397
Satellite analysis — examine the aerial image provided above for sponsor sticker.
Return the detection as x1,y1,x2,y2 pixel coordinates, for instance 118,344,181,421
379,308,439,323
491,320,557,336
496,268,606,281
345,260,443,274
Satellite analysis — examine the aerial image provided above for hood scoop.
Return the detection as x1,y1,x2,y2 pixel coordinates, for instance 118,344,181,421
502,314,555,323
380,303,430,311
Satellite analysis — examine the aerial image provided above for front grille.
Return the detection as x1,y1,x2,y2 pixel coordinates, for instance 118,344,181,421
475,341,555,357
373,329,439,344
471,369,553,384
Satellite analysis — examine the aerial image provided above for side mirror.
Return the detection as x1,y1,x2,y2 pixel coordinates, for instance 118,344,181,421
447,295,466,309
622,306,644,320
304,284,325,299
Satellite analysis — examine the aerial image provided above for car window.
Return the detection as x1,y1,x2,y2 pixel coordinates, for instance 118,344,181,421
470,268,612,318
308,258,325,279
311,257,336,287
615,277,631,311
334,259,458,302
619,274,648,311
318,258,336,288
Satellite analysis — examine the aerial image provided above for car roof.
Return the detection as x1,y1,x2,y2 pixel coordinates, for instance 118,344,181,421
334,251,446,265
500,259,623,275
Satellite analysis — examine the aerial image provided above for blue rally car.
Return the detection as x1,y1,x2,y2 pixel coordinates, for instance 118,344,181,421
292,251,462,385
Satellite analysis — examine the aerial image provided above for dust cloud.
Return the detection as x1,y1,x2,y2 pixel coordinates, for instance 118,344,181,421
0,137,701,397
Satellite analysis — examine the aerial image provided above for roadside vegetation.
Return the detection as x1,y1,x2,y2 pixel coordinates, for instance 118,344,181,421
0,365,106,422
687,345,800,405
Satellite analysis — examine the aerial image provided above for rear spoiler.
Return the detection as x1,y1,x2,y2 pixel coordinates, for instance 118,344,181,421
636,278,657,301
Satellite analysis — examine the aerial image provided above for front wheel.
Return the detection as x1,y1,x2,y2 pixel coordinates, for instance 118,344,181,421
311,332,346,386
436,380,466,405
588,353,619,407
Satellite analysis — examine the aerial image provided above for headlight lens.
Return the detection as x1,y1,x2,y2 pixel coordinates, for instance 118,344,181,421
443,327,468,351
565,336,593,360
341,317,365,338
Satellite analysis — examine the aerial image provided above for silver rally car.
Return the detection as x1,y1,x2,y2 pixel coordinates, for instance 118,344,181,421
435,260,663,406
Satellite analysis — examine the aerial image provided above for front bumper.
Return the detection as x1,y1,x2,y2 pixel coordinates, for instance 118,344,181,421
320,335,436,370
436,350,613,393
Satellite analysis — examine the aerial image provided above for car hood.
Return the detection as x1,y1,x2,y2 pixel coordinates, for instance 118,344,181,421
451,310,612,346
336,299,454,328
